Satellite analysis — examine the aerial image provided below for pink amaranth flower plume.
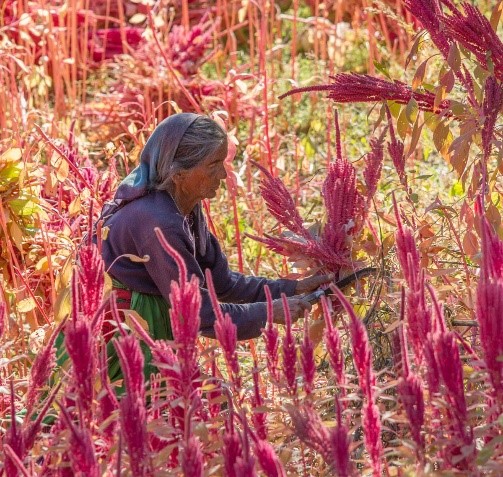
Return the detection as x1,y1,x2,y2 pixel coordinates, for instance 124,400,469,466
363,136,385,203
281,293,297,395
154,227,201,389
25,319,66,418
321,296,346,387
57,402,100,477
181,435,204,477
251,363,267,440
254,440,287,477
331,286,382,474
114,333,152,476
396,297,425,457
263,286,280,383
476,212,503,404
300,312,316,395
329,398,352,477
280,73,450,113
251,160,311,239
205,269,241,387
386,106,407,188
481,76,503,163
65,272,97,417
403,0,451,58
442,3,503,82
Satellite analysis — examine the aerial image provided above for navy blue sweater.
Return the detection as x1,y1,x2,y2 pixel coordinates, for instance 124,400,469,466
100,190,297,340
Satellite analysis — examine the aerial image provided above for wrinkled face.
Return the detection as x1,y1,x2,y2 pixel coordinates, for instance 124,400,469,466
176,141,228,203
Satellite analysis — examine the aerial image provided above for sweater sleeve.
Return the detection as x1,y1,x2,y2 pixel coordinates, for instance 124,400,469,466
197,233,298,303
138,226,296,340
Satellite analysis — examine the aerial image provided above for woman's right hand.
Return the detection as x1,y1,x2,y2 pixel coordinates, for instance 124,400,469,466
272,296,312,325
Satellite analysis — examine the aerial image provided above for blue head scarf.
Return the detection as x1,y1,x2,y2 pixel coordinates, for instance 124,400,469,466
99,112,209,254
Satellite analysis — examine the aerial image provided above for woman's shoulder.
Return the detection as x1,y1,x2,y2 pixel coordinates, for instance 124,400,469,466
108,190,183,228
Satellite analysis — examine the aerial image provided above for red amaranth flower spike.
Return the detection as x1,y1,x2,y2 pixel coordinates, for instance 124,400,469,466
57,402,100,477
322,296,345,386
281,293,297,395
481,76,503,163
78,242,104,320
280,73,450,113
252,160,311,239
205,269,240,387
254,440,287,477
386,106,407,188
288,404,335,468
442,3,503,82
403,0,451,57
300,312,316,395
251,363,267,440
263,286,280,382
321,155,365,256
363,136,384,203
114,334,152,477
329,397,352,477
181,435,204,477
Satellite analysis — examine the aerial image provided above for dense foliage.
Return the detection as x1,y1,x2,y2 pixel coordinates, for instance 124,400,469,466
1,0,503,475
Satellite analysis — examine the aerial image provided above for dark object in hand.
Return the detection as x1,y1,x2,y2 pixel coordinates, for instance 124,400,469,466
302,267,377,304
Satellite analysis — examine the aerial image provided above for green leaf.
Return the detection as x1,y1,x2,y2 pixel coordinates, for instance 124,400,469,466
450,181,464,197
8,198,40,216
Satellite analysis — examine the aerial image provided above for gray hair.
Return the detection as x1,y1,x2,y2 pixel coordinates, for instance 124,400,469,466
155,116,227,191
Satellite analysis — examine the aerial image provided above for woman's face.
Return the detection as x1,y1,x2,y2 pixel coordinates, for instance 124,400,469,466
176,141,228,203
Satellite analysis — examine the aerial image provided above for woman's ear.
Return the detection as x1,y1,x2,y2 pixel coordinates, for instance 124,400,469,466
171,170,185,185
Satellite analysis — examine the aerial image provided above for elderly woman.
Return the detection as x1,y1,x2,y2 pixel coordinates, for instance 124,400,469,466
98,113,331,354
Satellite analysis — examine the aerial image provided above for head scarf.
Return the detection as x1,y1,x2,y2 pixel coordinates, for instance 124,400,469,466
99,112,209,255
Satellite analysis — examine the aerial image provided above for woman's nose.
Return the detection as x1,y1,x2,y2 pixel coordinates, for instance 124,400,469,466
218,164,227,180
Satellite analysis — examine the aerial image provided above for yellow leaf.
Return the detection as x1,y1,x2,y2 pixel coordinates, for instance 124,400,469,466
17,297,37,313
35,256,49,272
129,13,146,24
0,148,22,162
123,309,150,338
55,158,69,182
68,195,81,216
8,220,23,251
54,287,71,322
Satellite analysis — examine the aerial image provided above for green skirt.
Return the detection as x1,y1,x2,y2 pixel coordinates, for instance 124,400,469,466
56,279,173,384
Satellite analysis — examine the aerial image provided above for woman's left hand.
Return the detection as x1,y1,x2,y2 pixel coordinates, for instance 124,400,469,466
295,273,335,295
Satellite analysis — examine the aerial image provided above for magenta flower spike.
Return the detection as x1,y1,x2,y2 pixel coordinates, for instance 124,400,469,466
363,136,384,203
321,296,346,387
223,407,242,477
329,397,352,477
251,160,311,239
58,402,100,477
78,242,104,321
251,363,267,440
181,435,204,477
403,0,451,58
300,311,316,395
442,3,503,81
254,440,287,477
205,269,240,387
25,319,65,417
113,334,151,476
281,293,297,395
330,287,382,473
280,73,450,113
481,77,503,163
263,286,280,383
65,273,96,416
386,106,407,188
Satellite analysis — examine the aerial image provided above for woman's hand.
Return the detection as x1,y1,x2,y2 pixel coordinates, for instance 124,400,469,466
272,297,312,325
294,273,334,295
